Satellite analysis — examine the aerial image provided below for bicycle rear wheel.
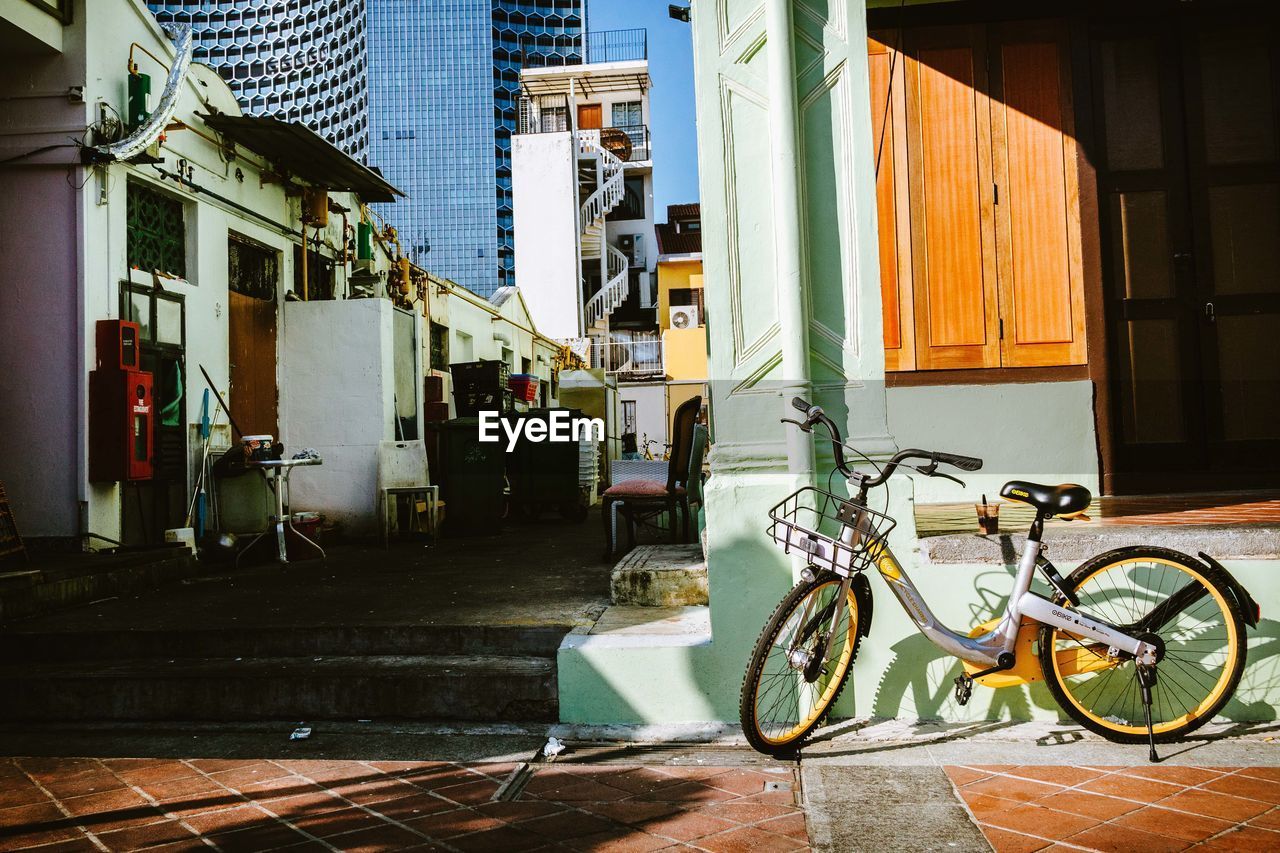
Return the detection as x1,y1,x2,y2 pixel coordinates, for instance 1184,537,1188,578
1039,547,1246,743
740,573,863,755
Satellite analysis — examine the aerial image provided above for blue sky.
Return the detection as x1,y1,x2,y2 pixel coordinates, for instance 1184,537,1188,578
588,0,700,220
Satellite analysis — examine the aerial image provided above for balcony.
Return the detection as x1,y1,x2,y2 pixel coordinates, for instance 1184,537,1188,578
520,28,646,68
569,332,664,379
517,97,649,163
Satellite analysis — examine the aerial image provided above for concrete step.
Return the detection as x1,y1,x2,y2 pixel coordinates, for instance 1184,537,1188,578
0,550,197,623
562,604,712,651
0,622,570,664
611,545,708,607
0,654,557,722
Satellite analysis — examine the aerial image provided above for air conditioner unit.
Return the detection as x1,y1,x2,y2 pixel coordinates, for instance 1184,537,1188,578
669,305,699,329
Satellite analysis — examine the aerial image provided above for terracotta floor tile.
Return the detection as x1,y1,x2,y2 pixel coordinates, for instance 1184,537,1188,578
205,822,312,853
0,799,65,829
756,812,808,841
1155,788,1272,822
642,809,739,842
1078,772,1184,803
980,803,1099,840
700,770,784,797
1238,768,1280,784
41,773,125,801
1112,804,1233,842
1197,824,1280,852
959,792,1027,822
978,826,1052,853
206,762,295,790
366,793,458,822
577,768,685,797
1004,765,1106,788
963,775,1064,804
945,766,995,787
1034,789,1141,821
1201,772,1280,805
633,781,741,805
109,762,199,787
699,802,794,825
4,839,100,853
517,808,617,840
0,783,49,810
1121,765,1227,787
324,823,431,852
364,761,448,776
139,773,225,803
1248,806,1280,830
0,823,86,852
530,778,635,803
581,799,684,826
185,759,259,775
94,817,201,850
183,803,275,836
429,779,502,806
566,827,695,853
403,807,502,839
328,777,424,807
256,788,346,818
691,824,806,853
1061,822,1187,853
289,806,385,838
447,824,548,852
19,759,100,779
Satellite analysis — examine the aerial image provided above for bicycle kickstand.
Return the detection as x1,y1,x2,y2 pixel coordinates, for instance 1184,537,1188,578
1138,664,1160,763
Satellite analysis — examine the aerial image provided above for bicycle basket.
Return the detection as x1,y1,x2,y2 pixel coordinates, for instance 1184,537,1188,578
767,486,896,576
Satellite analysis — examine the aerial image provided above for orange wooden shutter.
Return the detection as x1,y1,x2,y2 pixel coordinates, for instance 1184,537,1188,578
989,22,1087,367
904,26,1001,370
870,35,916,371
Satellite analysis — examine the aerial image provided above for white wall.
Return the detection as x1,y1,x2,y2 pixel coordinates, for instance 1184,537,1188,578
618,382,667,451
886,380,1100,503
280,299,398,536
512,132,580,339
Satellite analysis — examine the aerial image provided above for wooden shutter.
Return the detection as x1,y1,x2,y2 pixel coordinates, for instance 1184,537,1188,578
904,26,1001,370
989,22,1087,366
870,35,916,371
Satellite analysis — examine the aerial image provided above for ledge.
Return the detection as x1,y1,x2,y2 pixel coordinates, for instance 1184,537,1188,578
918,524,1280,565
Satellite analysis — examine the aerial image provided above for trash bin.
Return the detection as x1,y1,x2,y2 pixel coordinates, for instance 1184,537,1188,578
428,418,505,536
507,408,590,522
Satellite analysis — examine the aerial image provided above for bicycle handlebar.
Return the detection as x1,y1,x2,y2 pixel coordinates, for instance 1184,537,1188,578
783,400,983,490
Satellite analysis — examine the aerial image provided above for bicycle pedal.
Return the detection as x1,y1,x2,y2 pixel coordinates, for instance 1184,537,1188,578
953,673,974,707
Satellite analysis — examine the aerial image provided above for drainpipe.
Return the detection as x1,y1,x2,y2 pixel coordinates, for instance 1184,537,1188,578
764,0,814,480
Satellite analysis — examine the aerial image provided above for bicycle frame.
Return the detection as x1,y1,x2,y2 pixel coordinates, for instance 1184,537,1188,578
861,524,1159,668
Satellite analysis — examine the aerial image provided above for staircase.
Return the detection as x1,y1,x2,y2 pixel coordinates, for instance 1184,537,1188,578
0,624,563,721
576,129,629,332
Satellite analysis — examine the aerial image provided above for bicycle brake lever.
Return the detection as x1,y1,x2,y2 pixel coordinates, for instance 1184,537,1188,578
780,418,811,431
906,463,966,487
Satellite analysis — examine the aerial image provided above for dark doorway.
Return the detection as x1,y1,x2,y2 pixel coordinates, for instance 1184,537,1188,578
229,237,280,438
1093,9,1280,491
120,284,186,545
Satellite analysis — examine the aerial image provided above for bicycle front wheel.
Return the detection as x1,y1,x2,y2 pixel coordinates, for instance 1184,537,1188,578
740,573,863,755
1039,547,1247,743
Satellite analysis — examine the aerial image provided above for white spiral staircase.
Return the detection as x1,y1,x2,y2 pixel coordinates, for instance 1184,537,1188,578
576,130,629,331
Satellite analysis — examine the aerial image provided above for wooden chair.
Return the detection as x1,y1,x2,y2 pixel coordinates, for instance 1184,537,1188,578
601,395,702,559
680,424,709,541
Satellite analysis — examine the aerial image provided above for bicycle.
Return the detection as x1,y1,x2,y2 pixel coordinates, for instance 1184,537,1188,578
740,398,1261,762
640,433,671,462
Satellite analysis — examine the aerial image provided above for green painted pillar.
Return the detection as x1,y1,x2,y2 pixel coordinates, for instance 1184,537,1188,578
694,0,918,720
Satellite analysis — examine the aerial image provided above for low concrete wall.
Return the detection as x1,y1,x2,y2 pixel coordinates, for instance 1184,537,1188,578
887,380,1099,503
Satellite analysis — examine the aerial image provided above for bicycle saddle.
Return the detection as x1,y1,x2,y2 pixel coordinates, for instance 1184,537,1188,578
1000,480,1091,516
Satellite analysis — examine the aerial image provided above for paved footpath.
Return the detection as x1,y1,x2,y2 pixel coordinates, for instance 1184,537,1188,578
2,722,1280,852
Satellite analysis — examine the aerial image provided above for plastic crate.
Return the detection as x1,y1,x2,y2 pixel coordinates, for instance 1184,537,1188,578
508,373,539,402
450,360,510,394
454,388,514,417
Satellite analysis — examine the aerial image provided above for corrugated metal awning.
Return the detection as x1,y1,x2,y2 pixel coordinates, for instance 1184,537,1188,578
199,114,404,203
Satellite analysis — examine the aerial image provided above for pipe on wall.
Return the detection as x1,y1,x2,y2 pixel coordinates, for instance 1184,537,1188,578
764,0,814,481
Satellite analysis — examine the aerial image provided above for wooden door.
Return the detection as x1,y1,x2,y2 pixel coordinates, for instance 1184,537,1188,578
903,26,1000,370
1180,19,1280,470
228,290,278,438
1095,11,1280,488
577,103,602,130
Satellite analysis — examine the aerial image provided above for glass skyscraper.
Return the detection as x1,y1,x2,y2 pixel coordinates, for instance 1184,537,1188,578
367,1,584,296
147,2,369,161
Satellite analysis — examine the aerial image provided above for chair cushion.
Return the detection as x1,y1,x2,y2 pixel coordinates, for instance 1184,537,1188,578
603,479,685,498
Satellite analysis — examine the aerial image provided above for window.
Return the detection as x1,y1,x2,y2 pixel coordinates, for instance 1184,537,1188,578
127,182,186,279
622,400,637,435
228,235,278,300
611,100,642,127
430,321,449,371
871,23,1086,372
